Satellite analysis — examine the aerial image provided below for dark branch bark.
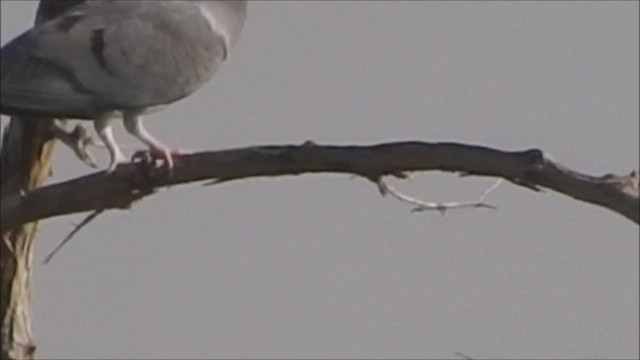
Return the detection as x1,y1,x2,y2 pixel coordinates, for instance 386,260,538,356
0,2,85,359
2,141,637,231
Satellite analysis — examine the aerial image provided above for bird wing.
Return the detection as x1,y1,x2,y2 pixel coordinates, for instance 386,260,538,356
0,25,98,119
1,1,228,119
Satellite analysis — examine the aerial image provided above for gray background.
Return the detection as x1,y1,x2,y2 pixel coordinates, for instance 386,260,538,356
1,1,638,359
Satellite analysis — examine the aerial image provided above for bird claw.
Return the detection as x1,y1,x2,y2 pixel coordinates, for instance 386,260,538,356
106,155,128,173
151,147,174,170
131,147,180,176
51,122,100,168
69,125,99,168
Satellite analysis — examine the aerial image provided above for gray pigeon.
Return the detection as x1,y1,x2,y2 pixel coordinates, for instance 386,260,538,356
1,0,248,172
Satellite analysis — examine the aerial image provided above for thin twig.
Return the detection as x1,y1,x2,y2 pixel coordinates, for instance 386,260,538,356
377,178,502,215
41,209,104,265
455,351,476,360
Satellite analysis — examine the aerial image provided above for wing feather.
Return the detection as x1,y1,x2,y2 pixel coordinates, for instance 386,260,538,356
1,30,99,119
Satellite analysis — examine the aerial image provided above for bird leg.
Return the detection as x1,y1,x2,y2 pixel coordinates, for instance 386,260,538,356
50,120,99,168
94,114,128,172
123,112,175,170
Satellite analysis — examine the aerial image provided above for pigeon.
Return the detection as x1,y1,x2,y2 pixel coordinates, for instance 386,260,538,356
0,0,248,172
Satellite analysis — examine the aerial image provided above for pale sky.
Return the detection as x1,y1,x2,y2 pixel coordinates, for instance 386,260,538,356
1,1,638,359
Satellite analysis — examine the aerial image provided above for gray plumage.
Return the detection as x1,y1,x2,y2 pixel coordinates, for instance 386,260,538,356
1,0,248,171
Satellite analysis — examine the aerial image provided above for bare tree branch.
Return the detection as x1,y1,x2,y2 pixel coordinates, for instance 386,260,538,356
1,141,637,232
